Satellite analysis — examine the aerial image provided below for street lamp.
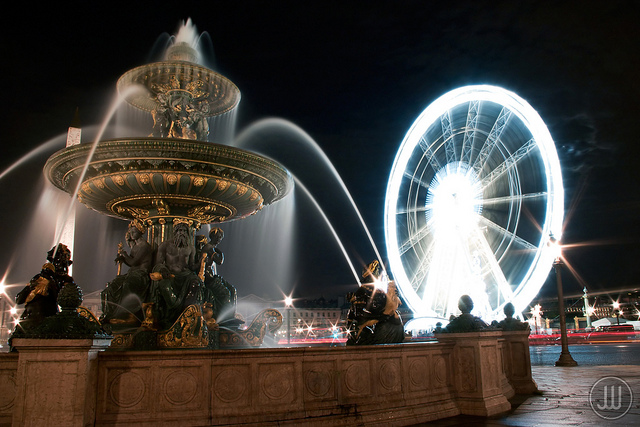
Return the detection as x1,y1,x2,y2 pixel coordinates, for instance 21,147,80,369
612,301,621,325
550,235,578,367
284,296,293,345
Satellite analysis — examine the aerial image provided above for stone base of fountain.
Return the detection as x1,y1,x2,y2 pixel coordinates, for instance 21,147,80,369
1,330,536,426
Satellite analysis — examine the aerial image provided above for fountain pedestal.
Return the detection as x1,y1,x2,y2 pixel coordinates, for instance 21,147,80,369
10,338,112,427
500,330,538,394
434,331,512,416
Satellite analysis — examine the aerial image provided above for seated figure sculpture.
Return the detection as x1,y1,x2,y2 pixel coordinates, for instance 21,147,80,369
346,260,404,345
14,244,75,330
442,295,490,333
195,227,239,325
493,302,529,331
100,219,153,325
150,219,204,329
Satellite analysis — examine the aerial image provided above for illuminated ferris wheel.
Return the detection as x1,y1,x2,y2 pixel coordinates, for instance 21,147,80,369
384,85,563,321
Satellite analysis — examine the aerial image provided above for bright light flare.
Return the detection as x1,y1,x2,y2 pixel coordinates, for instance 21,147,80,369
426,163,482,236
530,304,542,317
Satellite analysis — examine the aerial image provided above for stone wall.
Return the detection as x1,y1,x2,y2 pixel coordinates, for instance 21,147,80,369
0,331,535,426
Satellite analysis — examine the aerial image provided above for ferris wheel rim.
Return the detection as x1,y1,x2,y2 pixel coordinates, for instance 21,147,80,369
384,85,564,319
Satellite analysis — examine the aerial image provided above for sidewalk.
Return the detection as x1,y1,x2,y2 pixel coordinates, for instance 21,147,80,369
424,365,640,426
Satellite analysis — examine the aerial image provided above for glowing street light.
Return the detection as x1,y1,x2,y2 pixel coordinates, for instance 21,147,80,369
612,301,621,325
284,296,293,345
550,235,577,367
530,304,542,334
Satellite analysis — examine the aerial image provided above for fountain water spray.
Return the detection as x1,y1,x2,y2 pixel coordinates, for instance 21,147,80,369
235,118,385,277
293,177,361,285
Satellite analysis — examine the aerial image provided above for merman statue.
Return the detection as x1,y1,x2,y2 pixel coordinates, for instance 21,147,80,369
100,219,153,325
346,260,404,345
149,219,204,329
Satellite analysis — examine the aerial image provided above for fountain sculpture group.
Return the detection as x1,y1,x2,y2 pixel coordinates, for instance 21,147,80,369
34,26,293,349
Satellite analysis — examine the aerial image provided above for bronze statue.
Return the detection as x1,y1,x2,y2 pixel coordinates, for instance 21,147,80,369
14,244,75,330
346,261,404,345
100,219,153,325
195,228,239,325
150,220,204,329
150,78,211,141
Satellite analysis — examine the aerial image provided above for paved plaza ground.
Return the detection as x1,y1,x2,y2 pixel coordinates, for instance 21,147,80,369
423,365,640,426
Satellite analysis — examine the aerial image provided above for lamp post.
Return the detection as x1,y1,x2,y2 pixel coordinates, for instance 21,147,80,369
551,238,578,367
284,296,293,345
0,294,5,347
582,287,592,329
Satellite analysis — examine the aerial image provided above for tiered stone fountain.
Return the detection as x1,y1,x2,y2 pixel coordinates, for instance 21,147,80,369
43,24,292,349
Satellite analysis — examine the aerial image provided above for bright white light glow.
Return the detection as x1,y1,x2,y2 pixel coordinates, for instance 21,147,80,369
385,85,563,321
427,163,482,236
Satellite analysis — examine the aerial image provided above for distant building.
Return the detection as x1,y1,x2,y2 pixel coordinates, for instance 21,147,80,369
527,287,640,330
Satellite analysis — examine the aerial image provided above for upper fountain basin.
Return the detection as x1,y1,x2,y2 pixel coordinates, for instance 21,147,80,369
44,138,293,225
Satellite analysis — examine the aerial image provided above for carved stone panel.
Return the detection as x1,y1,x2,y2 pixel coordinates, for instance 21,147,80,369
481,344,499,391
303,360,337,401
511,341,527,377
342,359,372,398
378,358,402,394
158,366,205,412
432,354,449,389
458,346,477,392
105,368,151,413
406,355,430,392
212,364,250,407
0,363,17,416
257,362,297,406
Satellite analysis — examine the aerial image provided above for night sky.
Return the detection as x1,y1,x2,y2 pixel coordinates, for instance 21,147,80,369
2,2,639,305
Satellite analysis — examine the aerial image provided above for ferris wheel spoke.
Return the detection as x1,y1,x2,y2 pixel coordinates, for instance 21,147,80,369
441,110,456,164
418,136,443,173
399,222,431,256
471,107,512,176
396,204,429,215
471,228,515,301
460,100,480,164
482,191,548,207
402,170,430,189
477,215,538,251
411,242,436,297
480,138,537,190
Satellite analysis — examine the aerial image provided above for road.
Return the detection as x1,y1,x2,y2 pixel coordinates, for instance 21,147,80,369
530,342,640,366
